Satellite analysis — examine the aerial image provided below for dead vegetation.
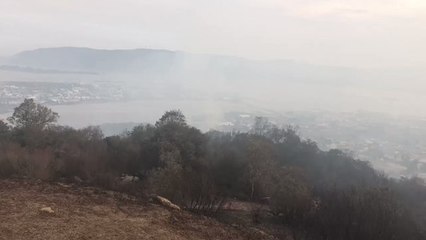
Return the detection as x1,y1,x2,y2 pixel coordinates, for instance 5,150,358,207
0,179,276,240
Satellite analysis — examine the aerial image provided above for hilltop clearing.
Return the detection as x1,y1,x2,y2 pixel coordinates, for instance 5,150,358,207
0,179,275,240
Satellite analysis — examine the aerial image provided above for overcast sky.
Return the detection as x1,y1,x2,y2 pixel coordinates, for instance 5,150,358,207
1,0,426,67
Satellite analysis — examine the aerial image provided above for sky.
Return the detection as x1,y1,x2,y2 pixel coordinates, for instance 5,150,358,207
1,0,426,67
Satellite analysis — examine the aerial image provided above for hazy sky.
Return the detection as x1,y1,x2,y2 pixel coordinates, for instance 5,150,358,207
1,0,426,67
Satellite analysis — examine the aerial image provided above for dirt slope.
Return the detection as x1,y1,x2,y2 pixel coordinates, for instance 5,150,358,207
0,179,273,240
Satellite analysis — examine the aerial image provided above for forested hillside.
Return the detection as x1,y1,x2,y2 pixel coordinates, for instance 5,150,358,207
1,99,425,239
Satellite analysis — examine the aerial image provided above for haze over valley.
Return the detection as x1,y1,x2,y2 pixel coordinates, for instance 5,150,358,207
1,47,426,178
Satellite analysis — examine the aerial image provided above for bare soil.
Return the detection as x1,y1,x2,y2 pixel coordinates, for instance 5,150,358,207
0,179,275,240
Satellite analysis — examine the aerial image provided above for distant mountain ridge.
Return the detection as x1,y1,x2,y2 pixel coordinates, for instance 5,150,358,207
4,47,366,85
6,47,182,73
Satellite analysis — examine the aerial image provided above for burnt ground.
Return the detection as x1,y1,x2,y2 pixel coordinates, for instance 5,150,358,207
0,179,277,240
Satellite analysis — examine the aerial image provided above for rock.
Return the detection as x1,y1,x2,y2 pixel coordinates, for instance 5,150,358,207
73,176,83,183
40,207,55,214
153,196,181,211
57,183,71,188
120,174,139,183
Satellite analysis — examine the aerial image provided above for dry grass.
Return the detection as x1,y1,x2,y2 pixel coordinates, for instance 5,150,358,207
0,179,275,240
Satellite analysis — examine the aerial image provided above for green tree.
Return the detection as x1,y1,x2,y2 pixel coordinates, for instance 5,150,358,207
8,99,59,130
155,110,186,127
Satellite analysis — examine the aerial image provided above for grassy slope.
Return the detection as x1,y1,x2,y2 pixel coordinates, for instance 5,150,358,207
0,180,275,240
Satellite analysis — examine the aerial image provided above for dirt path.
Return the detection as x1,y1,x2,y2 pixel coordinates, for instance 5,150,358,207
0,179,272,240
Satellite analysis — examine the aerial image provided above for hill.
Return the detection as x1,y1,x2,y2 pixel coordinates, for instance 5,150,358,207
3,47,365,85
0,179,274,240
5,47,180,74
1,101,425,240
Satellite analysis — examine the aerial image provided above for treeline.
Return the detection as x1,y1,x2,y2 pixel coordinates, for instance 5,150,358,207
1,99,425,240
